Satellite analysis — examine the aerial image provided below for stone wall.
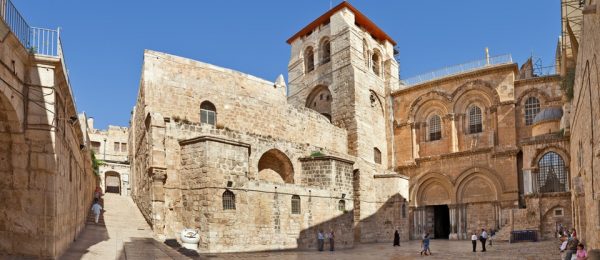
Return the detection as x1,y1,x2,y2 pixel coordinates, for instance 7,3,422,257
0,19,96,258
569,1,600,250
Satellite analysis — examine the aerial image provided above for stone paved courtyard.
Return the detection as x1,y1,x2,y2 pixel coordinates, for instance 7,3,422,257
204,239,563,260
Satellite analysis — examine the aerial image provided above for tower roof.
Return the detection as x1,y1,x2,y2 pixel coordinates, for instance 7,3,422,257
286,2,396,46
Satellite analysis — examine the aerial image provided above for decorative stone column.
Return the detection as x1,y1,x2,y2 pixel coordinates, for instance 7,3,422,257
523,169,533,194
411,123,419,159
450,114,459,153
449,205,458,239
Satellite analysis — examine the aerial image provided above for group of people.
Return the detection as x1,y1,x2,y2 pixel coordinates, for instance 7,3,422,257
470,228,495,252
317,230,335,252
559,228,588,260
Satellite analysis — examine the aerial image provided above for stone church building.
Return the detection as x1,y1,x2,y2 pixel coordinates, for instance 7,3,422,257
129,2,573,252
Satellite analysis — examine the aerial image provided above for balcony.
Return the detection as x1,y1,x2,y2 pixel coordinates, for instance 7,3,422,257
1,0,61,57
400,54,514,87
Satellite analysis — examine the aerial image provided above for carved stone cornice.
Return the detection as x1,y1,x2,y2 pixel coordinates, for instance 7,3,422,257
148,167,167,183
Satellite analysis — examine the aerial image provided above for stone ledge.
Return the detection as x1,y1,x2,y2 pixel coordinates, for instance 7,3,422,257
178,135,251,148
373,173,409,180
298,155,354,164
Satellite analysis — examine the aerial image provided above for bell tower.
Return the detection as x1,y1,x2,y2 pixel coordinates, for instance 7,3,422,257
286,2,404,243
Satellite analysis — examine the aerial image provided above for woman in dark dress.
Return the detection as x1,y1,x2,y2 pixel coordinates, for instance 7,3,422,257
393,229,400,246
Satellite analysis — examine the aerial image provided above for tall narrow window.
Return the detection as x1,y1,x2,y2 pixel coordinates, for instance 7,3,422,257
291,195,301,214
402,204,407,218
524,97,540,126
537,152,568,193
200,101,216,126
113,142,120,152
428,115,442,141
374,147,382,164
321,39,331,64
468,106,483,133
372,51,381,76
338,200,346,211
121,143,127,152
222,190,236,210
305,47,315,72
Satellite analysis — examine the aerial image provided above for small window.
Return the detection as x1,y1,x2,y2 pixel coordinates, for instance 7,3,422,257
121,143,127,152
200,101,216,126
428,115,442,141
291,195,301,214
338,200,346,211
91,141,101,154
402,204,407,218
222,190,236,210
554,208,564,216
468,106,483,134
305,47,315,72
374,148,382,164
372,52,381,76
113,142,120,152
524,97,540,126
321,39,331,64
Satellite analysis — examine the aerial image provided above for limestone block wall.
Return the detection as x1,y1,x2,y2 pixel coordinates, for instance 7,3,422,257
569,2,600,250
0,20,96,258
174,130,355,253
139,50,348,154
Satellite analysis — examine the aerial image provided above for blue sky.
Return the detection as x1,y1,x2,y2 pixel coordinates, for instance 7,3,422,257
16,1,560,129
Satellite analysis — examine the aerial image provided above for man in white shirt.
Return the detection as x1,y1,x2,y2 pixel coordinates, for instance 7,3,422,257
480,229,488,252
471,232,478,252
91,198,103,224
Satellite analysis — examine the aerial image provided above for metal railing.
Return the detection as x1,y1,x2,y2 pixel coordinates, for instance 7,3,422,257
1,0,60,57
401,54,513,86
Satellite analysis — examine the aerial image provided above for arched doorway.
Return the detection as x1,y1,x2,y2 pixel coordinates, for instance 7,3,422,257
105,171,121,194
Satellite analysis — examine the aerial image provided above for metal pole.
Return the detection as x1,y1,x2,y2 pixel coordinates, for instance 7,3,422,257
103,138,106,160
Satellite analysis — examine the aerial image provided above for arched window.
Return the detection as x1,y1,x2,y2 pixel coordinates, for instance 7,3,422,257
402,204,407,218
372,51,381,76
321,39,331,64
200,101,216,126
428,115,442,141
524,97,541,126
537,152,568,193
304,47,315,73
374,147,382,164
468,105,483,134
338,200,346,211
222,190,236,210
291,195,301,214
305,85,332,122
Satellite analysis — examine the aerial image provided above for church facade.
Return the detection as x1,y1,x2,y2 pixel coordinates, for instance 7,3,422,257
129,2,572,253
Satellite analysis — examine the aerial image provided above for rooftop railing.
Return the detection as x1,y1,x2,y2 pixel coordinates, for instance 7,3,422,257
401,54,513,87
1,0,61,57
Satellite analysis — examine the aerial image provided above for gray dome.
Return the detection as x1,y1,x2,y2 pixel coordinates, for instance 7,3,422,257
533,107,563,124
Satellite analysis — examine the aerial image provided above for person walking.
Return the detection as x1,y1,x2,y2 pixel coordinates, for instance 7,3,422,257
564,236,580,260
91,198,103,224
471,231,478,252
480,229,488,252
317,230,325,252
329,230,335,251
488,228,494,247
420,233,431,256
393,229,400,247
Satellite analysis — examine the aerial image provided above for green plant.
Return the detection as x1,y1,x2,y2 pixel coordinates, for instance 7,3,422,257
310,151,325,157
561,67,575,101
91,150,104,176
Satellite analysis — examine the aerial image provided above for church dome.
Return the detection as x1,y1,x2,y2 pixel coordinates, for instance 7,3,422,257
533,107,563,125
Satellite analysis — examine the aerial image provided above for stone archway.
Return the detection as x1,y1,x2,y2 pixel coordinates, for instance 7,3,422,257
0,91,25,253
305,85,332,122
105,171,121,194
258,149,294,184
